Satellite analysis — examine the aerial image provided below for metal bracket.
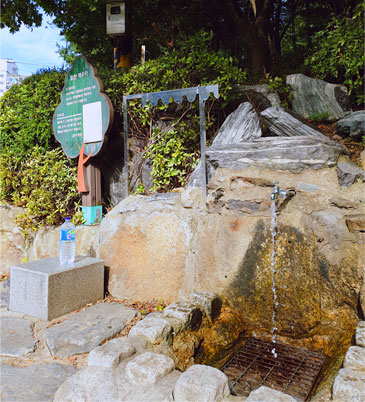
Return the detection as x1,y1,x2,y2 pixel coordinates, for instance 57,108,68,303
123,84,219,198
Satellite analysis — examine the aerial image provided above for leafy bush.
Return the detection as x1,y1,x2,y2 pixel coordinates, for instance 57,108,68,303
0,68,65,156
102,30,246,191
144,127,200,191
1,147,83,235
305,3,364,104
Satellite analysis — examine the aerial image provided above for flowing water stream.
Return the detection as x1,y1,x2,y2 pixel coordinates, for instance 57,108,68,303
270,199,278,358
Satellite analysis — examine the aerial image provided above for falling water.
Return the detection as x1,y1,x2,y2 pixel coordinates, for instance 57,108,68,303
270,199,278,358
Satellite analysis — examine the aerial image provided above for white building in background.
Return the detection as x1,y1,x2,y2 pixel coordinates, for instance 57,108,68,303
0,59,24,97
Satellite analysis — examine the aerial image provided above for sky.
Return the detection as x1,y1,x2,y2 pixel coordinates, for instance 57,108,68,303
0,15,65,76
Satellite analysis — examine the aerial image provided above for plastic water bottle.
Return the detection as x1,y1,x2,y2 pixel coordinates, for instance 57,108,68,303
59,217,76,265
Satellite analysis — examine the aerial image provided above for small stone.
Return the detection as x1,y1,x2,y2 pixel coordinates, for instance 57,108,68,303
125,352,175,385
189,291,222,321
1,363,76,402
360,150,365,170
128,316,172,344
332,368,365,402
0,316,38,357
45,303,136,357
337,161,365,187
173,364,230,402
355,321,365,347
88,338,136,368
343,346,365,371
163,301,202,333
298,182,321,193
246,386,297,401
345,214,365,233
181,187,205,209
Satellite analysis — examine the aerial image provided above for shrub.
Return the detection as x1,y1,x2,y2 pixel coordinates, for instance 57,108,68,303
0,68,65,156
102,30,246,191
305,3,364,105
1,147,83,235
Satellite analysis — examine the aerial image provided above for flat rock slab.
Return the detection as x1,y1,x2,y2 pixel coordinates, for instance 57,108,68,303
206,136,347,173
44,303,136,357
0,316,38,357
0,363,76,402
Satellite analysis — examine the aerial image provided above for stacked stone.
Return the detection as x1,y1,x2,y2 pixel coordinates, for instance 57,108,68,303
332,321,365,401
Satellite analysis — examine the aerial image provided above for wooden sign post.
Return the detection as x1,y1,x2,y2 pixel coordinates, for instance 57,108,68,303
52,55,114,225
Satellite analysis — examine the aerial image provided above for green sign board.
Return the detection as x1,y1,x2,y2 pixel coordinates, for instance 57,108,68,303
53,56,114,158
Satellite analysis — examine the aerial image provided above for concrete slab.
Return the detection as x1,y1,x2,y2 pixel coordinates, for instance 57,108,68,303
10,256,104,320
0,316,38,357
44,303,136,356
0,363,76,402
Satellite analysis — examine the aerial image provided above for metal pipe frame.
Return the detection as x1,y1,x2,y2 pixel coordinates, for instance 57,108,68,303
122,84,219,198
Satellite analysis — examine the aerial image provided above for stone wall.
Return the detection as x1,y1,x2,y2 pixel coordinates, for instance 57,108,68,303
2,154,364,354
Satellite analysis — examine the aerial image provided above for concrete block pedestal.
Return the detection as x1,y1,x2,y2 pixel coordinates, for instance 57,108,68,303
10,256,104,320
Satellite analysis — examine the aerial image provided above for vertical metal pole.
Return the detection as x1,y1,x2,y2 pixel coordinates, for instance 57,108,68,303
123,97,129,198
199,97,207,198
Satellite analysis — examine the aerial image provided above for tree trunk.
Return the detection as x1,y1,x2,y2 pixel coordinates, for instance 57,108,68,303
221,0,273,77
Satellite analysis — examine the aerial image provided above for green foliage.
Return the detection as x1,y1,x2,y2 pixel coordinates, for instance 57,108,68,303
1,147,83,235
305,3,364,104
0,68,65,156
264,74,291,108
145,127,200,191
103,31,246,192
307,112,329,123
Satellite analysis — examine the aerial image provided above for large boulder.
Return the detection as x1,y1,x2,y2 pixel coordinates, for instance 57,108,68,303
188,102,262,187
286,74,352,121
260,106,328,139
337,110,365,140
99,193,199,302
0,205,26,275
26,224,100,262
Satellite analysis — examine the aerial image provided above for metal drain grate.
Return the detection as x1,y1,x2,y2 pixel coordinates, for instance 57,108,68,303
221,338,326,401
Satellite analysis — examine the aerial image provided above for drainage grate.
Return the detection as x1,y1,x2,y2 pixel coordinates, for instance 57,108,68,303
221,338,326,401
